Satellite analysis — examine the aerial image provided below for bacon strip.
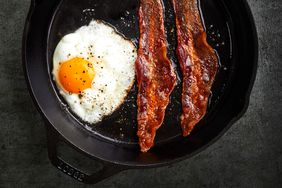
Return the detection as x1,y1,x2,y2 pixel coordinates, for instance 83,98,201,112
172,0,218,136
136,0,177,152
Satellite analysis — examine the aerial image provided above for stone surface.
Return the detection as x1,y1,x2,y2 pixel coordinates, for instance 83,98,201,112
0,0,281,187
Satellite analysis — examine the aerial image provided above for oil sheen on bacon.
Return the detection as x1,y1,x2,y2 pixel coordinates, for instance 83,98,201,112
136,0,177,152
172,0,218,136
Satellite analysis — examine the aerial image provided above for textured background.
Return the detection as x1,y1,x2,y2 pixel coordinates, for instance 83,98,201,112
0,0,281,187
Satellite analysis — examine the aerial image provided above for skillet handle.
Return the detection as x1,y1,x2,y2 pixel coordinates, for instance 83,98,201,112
46,126,125,184
31,0,43,7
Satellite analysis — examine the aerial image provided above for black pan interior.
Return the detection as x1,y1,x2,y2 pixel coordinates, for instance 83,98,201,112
47,0,233,148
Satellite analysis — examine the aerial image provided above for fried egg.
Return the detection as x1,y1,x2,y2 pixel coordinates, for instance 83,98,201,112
52,20,137,124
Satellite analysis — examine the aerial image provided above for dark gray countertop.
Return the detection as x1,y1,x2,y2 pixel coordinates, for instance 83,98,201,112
0,0,281,187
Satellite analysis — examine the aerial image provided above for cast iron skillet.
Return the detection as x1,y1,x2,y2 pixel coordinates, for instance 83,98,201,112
22,0,258,184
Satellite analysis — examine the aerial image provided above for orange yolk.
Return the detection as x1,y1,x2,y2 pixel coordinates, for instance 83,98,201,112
58,57,95,94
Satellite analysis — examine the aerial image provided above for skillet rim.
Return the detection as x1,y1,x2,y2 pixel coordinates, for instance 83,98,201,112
22,0,258,168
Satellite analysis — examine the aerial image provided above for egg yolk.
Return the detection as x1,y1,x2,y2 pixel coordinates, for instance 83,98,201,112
58,57,95,94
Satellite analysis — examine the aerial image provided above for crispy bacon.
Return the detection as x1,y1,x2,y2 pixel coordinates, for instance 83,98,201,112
136,0,177,152
172,0,218,136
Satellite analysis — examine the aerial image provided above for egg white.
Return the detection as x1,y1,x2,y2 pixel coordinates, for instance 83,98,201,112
52,20,137,124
